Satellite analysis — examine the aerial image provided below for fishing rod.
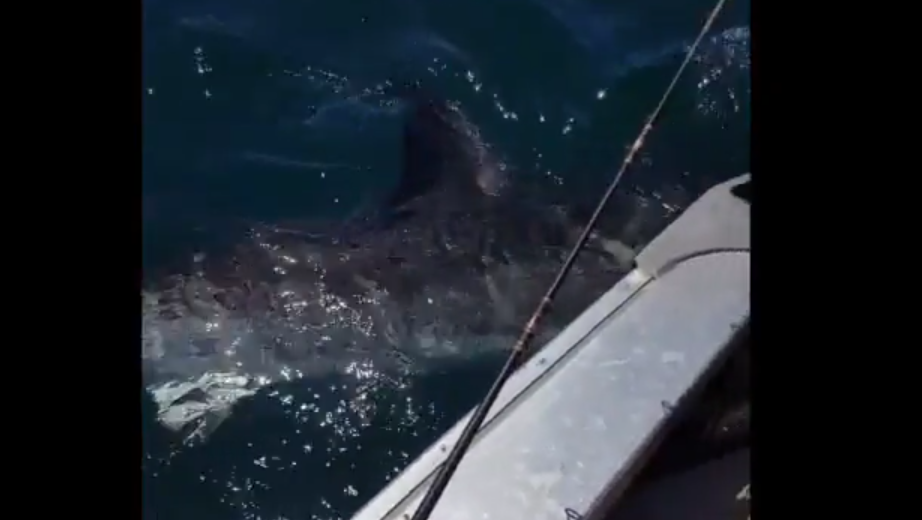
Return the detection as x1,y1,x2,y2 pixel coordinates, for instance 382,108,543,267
408,0,731,519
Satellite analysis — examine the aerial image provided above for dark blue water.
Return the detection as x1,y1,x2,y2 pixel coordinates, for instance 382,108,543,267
142,0,750,518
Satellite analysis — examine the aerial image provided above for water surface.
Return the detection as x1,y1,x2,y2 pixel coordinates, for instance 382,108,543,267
142,1,750,518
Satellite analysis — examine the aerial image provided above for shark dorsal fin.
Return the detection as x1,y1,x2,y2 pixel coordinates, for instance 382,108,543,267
385,94,507,214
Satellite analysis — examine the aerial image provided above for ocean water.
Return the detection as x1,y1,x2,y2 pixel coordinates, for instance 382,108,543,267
141,0,750,519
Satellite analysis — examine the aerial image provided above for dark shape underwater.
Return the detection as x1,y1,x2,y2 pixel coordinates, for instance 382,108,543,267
141,93,638,443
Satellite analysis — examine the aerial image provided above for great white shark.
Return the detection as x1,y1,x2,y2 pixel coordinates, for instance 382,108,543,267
141,93,638,443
